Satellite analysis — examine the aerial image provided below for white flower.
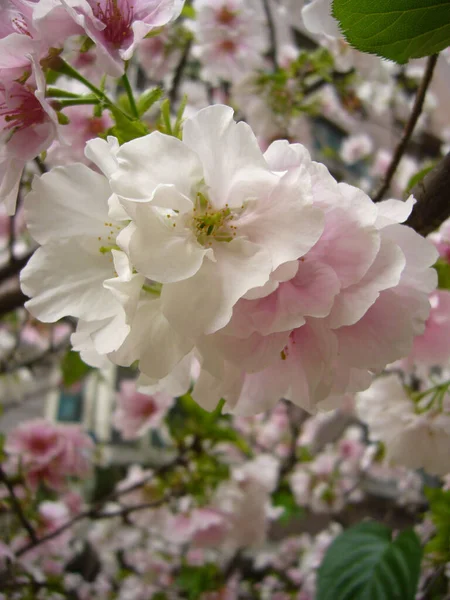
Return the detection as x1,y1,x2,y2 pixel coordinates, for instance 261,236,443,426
91,104,324,340
20,164,144,356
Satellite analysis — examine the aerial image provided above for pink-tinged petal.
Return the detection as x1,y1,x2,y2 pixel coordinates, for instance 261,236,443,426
199,329,289,374
409,290,450,366
336,287,432,371
328,232,406,328
111,131,203,202
21,238,118,322
382,223,438,293
224,368,286,416
235,167,324,270
24,164,113,244
182,105,277,209
237,258,340,335
118,203,208,283
286,320,339,411
307,206,380,288
161,238,272,336
375,196,415,228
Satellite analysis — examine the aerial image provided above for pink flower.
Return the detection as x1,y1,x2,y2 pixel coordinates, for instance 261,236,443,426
0,61,59,214
5,419,93,490
189,0,268,84
112,379,174,439
63,0,185,76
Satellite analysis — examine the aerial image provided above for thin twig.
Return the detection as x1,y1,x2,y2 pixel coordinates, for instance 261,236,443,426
261,0,278,71
373,54,439,202
0,466,38,544
169,38,192,104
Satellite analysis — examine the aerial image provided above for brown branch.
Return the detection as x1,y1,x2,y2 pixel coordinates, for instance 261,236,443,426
373,54,439,203
14,492,176,558
0,466,38,544
0,289,28,319
0,250,33,283
261,0,278,71
169,38,192,104
405,151,450,236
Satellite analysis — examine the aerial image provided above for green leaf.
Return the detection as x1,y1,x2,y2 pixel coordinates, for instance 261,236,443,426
424,487,450,562
160,99,173,135
176,564,223,599
272,485,305,525
107,104,149,144
332,0,450,64
434,258,450,290
317,522,422,600
61,351,93,387
137,88,163,117
405,163,436,194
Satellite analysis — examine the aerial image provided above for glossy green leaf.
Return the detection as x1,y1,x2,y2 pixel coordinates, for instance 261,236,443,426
332,0,450,63
317,522,422,600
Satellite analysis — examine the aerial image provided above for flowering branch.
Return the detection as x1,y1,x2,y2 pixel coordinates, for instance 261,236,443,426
373,54,439,203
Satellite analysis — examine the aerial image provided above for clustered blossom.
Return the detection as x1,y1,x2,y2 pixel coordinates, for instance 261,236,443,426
188,0,268,84
357,370,450,476
20,104,438,416
5,419,93,489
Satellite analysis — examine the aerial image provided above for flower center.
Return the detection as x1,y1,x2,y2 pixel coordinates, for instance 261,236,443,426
0,86,46,138
191,192,237,246
219,39,237,54
217,6,237,25
91,0,134,47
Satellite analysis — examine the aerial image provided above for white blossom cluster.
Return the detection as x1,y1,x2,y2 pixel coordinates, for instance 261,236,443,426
21,104,438,416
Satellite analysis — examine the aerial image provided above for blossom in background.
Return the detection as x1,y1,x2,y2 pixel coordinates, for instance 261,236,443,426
339,133,374,165
357,374,450,476
63,0,186,76
405,290,450,368
112,379,174,439
188,0,268,83
5,419,93,489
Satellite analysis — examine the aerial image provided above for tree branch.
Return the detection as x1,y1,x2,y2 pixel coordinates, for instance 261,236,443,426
405,151,450,236
0,466,38,544
261,0,278,71
373,54,439,203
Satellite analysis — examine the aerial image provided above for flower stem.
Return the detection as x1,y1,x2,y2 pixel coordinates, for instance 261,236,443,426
121,72,139,118
51,58,132,121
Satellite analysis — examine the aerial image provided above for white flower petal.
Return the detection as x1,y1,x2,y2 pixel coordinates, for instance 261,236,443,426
110,131,203,202
25,164,113,244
